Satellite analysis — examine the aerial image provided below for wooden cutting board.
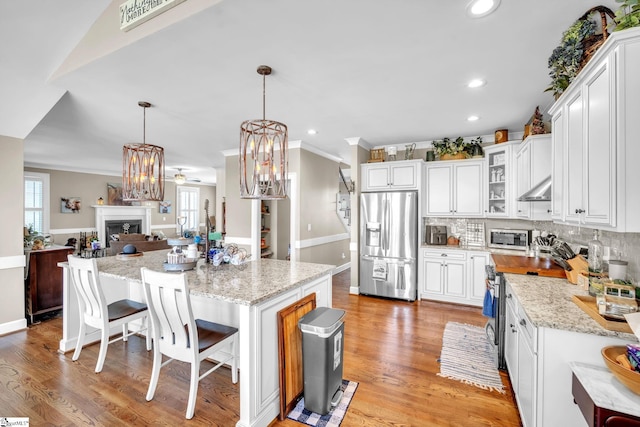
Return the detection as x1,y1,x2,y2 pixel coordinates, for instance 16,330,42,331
492,254,567,278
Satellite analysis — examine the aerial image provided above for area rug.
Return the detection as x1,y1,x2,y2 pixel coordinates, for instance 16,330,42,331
287,380,358,427
437,322,505,393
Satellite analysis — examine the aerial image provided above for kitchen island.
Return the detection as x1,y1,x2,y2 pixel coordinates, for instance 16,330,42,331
502,272,638,427
59,250,335,427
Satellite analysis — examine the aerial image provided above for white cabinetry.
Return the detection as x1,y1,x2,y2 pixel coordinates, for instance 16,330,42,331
424,160,484,217
514,135,552,220
550,111,564,221
549,27,640,232
468,252,490,304
503,279,630,427
361,160,422,191
484,142,517,217
419,248,488,306
504,281,537,427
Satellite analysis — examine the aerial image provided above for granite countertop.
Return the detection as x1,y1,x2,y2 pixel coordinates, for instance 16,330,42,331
503,272,638,342
92,250,335,306
570,361,640,418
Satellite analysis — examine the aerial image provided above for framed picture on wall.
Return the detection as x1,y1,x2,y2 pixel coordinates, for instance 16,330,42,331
107,183,132,206
61,197,81,213
159,201,172,213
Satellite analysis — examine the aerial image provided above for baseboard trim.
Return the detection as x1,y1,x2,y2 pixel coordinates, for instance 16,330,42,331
0,318,27,336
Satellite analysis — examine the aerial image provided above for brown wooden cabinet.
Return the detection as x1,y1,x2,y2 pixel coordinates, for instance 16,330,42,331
25,246,74,323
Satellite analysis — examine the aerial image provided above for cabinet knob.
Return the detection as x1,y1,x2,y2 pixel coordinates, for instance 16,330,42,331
507,294,512,299
519,318,526,327
441,253,448,257
575,208,585,214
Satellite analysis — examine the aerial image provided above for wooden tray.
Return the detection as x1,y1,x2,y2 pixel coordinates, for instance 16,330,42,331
572,295,633,333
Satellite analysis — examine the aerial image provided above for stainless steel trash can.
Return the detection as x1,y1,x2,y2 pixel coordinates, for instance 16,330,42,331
298,307,346,415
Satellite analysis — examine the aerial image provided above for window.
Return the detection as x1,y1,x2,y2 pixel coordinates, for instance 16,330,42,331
176,186,200,235
24,172,50,234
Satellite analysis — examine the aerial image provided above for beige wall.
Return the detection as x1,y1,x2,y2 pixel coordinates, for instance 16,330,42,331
0,136,26,332
24,167,215,244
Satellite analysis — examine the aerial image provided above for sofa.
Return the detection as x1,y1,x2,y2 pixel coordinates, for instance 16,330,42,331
108,233,170,256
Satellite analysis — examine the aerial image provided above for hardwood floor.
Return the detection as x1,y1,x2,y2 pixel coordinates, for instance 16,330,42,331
0,269,521,426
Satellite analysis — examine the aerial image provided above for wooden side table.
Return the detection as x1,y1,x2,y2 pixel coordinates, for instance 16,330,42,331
571,362,640,427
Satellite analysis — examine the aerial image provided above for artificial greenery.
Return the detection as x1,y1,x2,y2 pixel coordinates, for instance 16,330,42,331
432,137,470,157
612,0,640,31
546,17,596,98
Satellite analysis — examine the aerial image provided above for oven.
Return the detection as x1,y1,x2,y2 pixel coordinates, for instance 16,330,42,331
485,264,506,370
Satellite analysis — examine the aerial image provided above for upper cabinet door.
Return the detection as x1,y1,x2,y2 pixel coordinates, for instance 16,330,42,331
362,163,391,191
564,91,584,224
389,163,419,189
551,111,564,221
425,164,452,216
583,58,616,227
453,162,483,217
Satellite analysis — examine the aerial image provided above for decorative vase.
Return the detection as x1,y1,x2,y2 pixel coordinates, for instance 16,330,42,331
440,153,467,161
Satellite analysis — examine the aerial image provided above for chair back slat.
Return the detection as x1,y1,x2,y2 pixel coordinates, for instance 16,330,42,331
141,268,198,362
67,255,107,327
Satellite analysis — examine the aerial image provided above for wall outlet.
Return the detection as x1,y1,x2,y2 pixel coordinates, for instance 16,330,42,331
341,252,346,259
307,223,311,232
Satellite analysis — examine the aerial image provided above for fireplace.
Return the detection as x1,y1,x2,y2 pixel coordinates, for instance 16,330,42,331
93,205,152,246
105,219,142,247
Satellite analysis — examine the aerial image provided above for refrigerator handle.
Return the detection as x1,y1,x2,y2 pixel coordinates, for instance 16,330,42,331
381,198,387,252
384,197,390,252
398,265,405,290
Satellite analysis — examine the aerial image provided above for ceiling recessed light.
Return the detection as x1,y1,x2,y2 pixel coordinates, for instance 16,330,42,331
468,79,486,88
467,115,480,122
466,0,501,18
307,129,317,135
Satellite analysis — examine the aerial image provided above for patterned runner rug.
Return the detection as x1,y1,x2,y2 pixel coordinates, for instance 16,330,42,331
287,379,358,427
437,322,505,393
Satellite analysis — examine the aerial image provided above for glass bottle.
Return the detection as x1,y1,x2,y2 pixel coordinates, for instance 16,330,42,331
588,229,603,273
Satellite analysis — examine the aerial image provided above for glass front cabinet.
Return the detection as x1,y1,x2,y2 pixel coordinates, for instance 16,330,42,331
484,141,518,218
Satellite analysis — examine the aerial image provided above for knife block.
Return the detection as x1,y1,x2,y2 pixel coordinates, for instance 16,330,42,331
565,255,589,284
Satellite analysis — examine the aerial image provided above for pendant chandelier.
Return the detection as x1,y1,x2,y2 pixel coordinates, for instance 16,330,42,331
239,65,288,199
122,101,165,201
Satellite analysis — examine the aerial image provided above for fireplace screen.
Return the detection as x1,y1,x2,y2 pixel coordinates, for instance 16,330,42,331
105,219,142,247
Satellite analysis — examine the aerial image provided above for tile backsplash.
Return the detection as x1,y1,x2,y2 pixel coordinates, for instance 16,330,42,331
424,217,640,283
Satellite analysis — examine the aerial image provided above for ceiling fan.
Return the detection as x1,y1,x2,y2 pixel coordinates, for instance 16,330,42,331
173,168,201,184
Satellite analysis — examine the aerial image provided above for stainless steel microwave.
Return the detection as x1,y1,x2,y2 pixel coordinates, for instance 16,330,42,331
488,229,530,251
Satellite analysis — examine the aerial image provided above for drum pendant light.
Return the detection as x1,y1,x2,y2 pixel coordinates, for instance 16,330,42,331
122,101,165,201
239,65,288,199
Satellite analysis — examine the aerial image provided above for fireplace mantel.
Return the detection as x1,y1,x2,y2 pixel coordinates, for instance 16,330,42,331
92,205,152,245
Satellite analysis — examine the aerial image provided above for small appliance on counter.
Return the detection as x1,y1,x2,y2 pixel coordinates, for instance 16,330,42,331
425,225,447,245
488,228,530,251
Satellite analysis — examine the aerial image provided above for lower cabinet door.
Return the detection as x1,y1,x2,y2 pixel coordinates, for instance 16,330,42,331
443,261,466,298
518,329,536,427
504,302,518,388
423,260,444,295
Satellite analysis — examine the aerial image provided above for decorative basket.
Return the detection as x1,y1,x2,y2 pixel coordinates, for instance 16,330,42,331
368,148,385,163
602,346,640,395
578,6,616,73
439,153,468,161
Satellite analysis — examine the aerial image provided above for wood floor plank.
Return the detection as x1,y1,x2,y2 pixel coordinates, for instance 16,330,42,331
0,269,521,426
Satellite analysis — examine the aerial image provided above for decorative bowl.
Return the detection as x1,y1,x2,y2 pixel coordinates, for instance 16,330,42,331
602,345,640,395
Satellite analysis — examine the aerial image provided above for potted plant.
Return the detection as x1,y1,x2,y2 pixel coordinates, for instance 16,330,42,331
546,17,597,98
612,0,640,31
432,137,470,160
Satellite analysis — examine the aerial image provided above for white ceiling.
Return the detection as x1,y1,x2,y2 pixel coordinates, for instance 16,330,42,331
2,0,619,184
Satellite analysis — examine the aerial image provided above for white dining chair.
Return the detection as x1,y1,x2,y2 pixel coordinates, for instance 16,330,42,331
140,267,239,420
67,255,151,373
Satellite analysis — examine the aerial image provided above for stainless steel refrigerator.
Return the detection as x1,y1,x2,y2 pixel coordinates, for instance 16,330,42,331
359,191,418,301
